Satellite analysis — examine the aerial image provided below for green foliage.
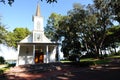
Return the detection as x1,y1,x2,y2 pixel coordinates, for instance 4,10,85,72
0,25,7,44
0,66,8,73
0,20,31,48
5,63,16,68
81,52,97,58
80,58,111,66
103,25,120,49
94,0,120,23
0,69,4,74
6,32,16,47
61,58,111,67
0,0,14,6
13,27,31,40
45,2,119,58
57,4,84,57
44,13,63,41
0,0,57,6
0,56,5,64
0,63,15,74
68,54,80,62
41,0,57,3
6,27,31,48
108,55,120,58
109,50,120,56
117,50,120,55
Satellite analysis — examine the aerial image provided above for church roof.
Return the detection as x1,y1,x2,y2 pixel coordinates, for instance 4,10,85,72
36,3,41,16
20,34,52,43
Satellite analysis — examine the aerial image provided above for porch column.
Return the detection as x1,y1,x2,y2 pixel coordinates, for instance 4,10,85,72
46,45,49,63
56,45,60,62
33,45,35,64
16,45,20,66
57,45,60,62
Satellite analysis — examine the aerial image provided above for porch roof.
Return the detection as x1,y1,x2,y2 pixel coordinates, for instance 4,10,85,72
17,42,60,46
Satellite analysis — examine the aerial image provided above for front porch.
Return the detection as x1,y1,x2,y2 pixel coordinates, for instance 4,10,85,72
16,43,59,66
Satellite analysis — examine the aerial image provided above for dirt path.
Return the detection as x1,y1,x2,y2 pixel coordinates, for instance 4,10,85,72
1,58,120,80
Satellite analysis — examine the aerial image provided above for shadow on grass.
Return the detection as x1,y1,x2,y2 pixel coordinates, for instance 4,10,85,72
62,61,94,67
62,58,111,68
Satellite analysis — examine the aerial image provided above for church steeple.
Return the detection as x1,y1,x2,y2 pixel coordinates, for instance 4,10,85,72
33,2,44,42
32,2,43,31
36,3,41,16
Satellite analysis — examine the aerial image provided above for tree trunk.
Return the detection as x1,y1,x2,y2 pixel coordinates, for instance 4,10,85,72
85,43,89,54
94,45,99,58
114,47,117,55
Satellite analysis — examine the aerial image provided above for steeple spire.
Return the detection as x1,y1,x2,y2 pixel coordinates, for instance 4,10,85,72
36,3,41,16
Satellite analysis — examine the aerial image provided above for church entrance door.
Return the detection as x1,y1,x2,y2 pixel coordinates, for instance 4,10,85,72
35,50,44,63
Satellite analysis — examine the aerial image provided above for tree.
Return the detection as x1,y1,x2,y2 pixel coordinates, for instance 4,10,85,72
94,0,120,23
44,2,119,58
44,13,63,42
79,4,113,58
0,56,5,64
0,25,7,44
6,27,31,48
0,0,14,5
55,3,113,58
44,13,64,61
41,0,57,3
0,0,57,6
56,3,83,58
103,25,120,54
6,32,16,47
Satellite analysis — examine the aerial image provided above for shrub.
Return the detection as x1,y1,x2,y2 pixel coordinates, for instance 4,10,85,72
68,54,80,62
116,50,120,55
0,56,5,64
81,52,97,58
0,69,4,74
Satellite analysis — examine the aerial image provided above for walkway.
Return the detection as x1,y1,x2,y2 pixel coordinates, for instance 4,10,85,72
1,58,120,80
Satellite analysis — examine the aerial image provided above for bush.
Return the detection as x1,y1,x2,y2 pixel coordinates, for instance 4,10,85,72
7,63,16,67
116,50,120,55
109,50,120,56
0,56,5,64
0,69,4,74
68,54,80,62
81,52,97,58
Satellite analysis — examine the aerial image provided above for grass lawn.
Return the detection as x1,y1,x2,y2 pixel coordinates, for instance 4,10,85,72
61,55,120,66
108,55,120,58
61,58,111,64
0,64,15,74
0,64,8,74
80,58,111,65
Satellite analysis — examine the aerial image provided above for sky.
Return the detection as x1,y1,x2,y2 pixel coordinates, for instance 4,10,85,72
0,44,17,60
0,0,93,32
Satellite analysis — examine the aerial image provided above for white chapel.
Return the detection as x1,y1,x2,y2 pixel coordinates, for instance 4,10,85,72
16,3,59,66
